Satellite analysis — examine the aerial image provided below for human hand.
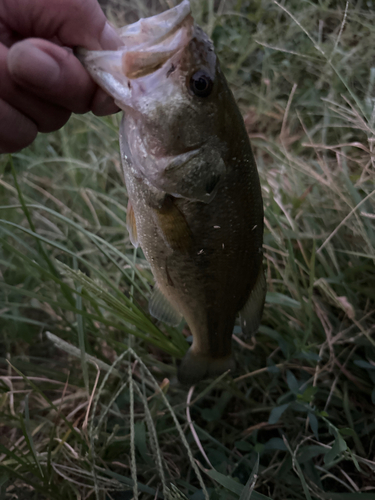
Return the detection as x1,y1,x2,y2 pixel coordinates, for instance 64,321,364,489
0,0,122,153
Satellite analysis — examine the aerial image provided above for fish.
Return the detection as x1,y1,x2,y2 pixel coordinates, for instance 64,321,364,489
77,0,266,385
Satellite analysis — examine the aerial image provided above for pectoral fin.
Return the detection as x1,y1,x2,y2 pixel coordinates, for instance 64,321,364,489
126,200,139,248
161,150,226,203
149,285,182,326
153,196,193,252
240,267,266,336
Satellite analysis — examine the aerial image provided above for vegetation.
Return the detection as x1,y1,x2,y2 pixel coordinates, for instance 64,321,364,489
0,0,374,498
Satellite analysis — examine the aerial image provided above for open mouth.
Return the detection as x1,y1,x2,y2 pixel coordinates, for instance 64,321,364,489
117,0,191,50
76,0,193,93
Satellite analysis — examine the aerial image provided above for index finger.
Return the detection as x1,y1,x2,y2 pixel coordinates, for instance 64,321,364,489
0,0,122,50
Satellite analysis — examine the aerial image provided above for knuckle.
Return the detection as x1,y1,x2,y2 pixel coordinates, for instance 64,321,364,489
37,110,71,133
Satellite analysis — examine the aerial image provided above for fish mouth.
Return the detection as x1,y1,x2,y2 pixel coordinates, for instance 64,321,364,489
76,0,193,101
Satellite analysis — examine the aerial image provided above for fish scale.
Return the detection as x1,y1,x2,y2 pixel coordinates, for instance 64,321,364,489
77,0,266,384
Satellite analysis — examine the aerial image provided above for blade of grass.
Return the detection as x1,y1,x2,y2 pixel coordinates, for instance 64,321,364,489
21,394,44,480
73,257,89,393
9,157,75,307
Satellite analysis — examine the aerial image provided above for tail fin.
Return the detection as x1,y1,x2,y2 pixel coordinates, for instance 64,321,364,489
177,347,235,385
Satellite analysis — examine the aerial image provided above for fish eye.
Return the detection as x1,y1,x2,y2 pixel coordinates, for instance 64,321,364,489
189,70,213,98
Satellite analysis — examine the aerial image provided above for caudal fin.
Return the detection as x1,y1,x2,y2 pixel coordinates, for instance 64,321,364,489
177,347,235,385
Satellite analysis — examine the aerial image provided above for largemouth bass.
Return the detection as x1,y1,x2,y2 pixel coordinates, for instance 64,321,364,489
78,0,265,384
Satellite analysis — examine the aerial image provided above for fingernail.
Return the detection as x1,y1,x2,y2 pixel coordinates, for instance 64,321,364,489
100,22,123,50
8,41,59,88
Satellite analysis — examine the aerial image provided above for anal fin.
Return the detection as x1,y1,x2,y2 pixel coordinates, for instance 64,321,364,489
240,267,266,336
149,285,182,326
126,200,138,248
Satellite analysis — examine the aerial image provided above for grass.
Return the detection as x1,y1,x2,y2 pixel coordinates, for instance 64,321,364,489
0,0,375,498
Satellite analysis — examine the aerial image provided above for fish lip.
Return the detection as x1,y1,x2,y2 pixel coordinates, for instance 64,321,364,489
119,0,194,79
118,0,192,50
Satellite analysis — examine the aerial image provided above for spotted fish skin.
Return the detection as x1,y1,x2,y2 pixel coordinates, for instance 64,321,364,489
77,0,265,384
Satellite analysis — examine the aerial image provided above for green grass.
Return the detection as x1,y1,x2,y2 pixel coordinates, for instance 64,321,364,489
1,0,375,498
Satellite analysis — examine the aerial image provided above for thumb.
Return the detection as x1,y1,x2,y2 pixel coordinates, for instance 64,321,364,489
54,0,122,50
96,21,122,50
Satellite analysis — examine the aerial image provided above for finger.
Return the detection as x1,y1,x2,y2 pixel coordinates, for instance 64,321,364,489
0,43,71,134
0,98,37,153
0,0,122,50
8,39,119,115
91,88,120,116
8,39,95,114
